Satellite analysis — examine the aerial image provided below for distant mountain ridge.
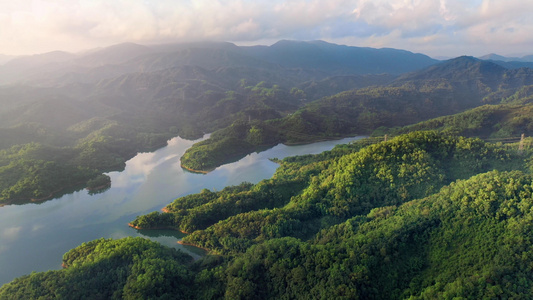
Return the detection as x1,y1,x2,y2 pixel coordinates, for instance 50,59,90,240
478,53,533,69
393,56,533,94
178,56,533,171
395,56,506,81
73,43,154,67
3,40,533,203
480,53,533,62
241,40,437,75
0,40,439,86
2,51,75,68
0,54,15,66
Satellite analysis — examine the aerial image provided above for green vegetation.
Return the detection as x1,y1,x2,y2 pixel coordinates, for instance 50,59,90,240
211,169,533,299
390,102,533,139
180,120,281,171
159,131,525,255
3,53,533,203
7,42,533,299
6,43,533,298
86,174,111,190
0,121,171,204
0,143,97,202
0,77,303,203
4,131,533,299
180,57,533,172
0,237,193,299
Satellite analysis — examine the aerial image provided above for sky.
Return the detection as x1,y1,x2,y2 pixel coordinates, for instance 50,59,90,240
1,0,533,58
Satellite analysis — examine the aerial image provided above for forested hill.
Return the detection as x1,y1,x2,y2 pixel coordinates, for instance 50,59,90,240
3,131,533,298
0,41,531,204
240,40,437,75
4,40,533,298
0,41,436,204
393,56,533,92
180,56,533,172
373,65,533,139
0,40,437,86
395,55,507,83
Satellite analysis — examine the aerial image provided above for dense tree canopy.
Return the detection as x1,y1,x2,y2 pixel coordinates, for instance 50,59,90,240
138,131,524,255
3,132,533,299
0,237,193,299
4,46,533,298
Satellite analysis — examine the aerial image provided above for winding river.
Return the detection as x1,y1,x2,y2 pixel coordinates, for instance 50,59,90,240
0,135,363,286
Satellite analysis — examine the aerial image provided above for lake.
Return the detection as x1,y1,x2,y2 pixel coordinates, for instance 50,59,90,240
0,135,363,286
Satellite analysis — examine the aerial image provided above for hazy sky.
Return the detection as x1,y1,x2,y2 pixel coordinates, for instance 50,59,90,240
1,0,533,57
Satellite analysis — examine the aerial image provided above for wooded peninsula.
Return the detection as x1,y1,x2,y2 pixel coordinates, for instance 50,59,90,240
2,41,533,298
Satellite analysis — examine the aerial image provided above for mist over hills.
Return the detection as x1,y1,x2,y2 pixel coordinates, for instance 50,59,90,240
177,55,533,172
2,39,533,203
0,54,16,65
290,56,533,132
480,53,533,62
0,40,440,141
0,40,438,87
393,56,533,92
2,48,532,145
241,40,437,74
477,53,533,70
3,39,533,299
4,40,533,89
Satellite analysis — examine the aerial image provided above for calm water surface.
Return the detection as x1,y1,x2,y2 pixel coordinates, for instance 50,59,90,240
0,135,363,286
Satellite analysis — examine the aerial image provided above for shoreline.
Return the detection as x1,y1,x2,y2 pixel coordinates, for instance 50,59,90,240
283,133,365,146
86,182,111,192
180,164,210,174
177,240,211,252
179,134,365,174
30,184,81,202
127,223,178,231
127,223,190,234
127,223,210,252
1,182,86,207
0,135,186,208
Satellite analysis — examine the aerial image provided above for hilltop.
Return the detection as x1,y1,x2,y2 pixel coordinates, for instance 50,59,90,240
0,40,437,204
3,131,533,298
180,56,533,172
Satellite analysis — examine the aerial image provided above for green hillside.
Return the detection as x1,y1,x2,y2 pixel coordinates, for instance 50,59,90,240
181,57,533,172
1,40,419,203
0,237,194,299
1,44,531,204
3,131,533,299
0,73,308,203
137,131,527,253
390,88,533,139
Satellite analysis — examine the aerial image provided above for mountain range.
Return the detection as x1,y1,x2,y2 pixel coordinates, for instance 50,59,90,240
0,40,438,87
2,40,533,299
180,55,533,171
1,40,533,203
479,53,533,62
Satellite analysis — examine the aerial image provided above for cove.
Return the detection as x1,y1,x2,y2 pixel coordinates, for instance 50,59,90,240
0,134,363,286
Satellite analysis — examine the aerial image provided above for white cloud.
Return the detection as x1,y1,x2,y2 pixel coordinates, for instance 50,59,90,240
340,0,533,56
1,0,533,57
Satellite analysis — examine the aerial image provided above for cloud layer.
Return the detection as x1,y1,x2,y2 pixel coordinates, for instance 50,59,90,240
2,0,533,57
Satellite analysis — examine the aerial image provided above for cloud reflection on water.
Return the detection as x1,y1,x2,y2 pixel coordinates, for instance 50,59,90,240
2,227,22,240
0,134,363,286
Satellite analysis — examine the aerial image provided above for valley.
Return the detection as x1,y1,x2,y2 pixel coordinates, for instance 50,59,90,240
1,40,533,299
0,40,436,204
